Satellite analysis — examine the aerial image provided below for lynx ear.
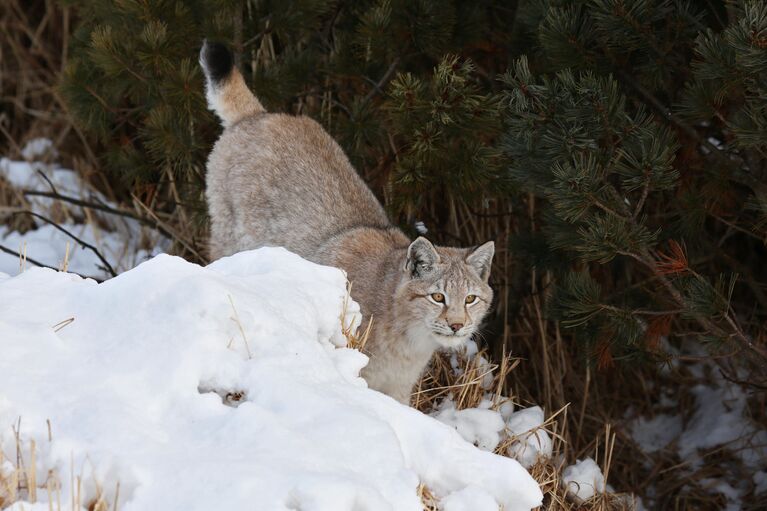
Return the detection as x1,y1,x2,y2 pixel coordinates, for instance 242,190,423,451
405,237,440,278
466,241,495,281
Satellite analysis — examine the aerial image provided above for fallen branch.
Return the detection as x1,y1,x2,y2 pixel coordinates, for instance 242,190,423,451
23,189,161,230
0,243,101,282
22,188,207,263
7,209,117,277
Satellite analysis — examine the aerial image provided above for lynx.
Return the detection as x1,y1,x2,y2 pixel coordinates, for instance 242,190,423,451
200,41,495,404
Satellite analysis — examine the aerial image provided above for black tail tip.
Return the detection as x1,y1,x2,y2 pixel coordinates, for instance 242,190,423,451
200,39,233,83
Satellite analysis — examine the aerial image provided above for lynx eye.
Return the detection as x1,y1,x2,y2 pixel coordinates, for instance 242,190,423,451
465,294,477,304
430,293,445,303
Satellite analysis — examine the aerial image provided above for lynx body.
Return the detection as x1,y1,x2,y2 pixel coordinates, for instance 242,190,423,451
200,41,495,403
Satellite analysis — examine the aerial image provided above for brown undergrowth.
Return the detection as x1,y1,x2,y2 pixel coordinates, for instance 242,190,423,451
415,347,636,510
342,307,638,510
1,0,208,266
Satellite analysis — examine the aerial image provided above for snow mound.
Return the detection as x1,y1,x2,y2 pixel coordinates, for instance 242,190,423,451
506,406,553,468
561,457,605,503
431,398,505,451
440,485,498,511
0,249,542,511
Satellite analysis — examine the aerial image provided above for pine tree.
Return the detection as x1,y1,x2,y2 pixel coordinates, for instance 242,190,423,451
500,1,767,373
60,0,767,374
60,0,240,196
61,1,513,219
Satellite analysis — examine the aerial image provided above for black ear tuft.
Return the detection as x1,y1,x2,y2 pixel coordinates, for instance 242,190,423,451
405,237,440,278
200,39,233,84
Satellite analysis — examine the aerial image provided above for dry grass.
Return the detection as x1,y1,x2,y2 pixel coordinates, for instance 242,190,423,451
342,288,767,511
340,281,373,353
417,483,440,511
336,300,640,510
0,0,95,168
408,188,766,509
1,0,209,266
0,422,119,511
412,343,638,511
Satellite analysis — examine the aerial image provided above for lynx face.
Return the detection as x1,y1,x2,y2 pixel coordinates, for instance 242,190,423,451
402,238,494,349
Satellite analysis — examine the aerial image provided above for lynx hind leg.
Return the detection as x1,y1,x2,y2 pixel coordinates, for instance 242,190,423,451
207,219,231,261
205,187,239,261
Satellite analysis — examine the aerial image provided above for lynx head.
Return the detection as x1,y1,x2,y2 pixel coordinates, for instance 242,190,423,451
399,237,495,349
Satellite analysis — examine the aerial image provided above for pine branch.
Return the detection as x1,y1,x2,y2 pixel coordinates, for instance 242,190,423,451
632,180,650,220
638,246,767,364
362,57,401,105
616,69,767,196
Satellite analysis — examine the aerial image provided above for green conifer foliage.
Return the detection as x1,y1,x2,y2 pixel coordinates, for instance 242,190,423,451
60,0,239,195
59,0,767,371
384,56,502,218
501,2,767,371
60,0,514,221
501,58,681,360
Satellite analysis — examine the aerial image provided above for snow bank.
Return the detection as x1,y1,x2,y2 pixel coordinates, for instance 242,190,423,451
440,485,498,511
0,249,542,510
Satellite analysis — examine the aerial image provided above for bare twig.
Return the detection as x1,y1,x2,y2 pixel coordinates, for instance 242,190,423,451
617,69,767,196
361,58,401,106
0,243,100,281
35,168,59,194
22,189,178,244
7,209,117,277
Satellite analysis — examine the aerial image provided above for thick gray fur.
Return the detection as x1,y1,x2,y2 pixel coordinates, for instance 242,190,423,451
201,41,495,404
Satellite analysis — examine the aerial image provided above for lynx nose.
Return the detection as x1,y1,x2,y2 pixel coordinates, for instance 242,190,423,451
449,323,463,333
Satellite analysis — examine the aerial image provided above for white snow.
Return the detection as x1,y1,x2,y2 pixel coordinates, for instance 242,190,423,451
0,223,157,278
680,382,759,465
505,406,553,468
439,485,498,511
4,504,52,511
561,457,605,503
0,248,542,511
626,343,767,509
700,478,742,511
754,470,767,494
1,157,83,197
629,413,682,453
0,155,166,279
20,138,57,161
431,399,505,451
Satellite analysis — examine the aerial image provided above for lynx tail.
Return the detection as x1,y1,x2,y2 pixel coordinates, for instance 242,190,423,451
199,40,265,126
